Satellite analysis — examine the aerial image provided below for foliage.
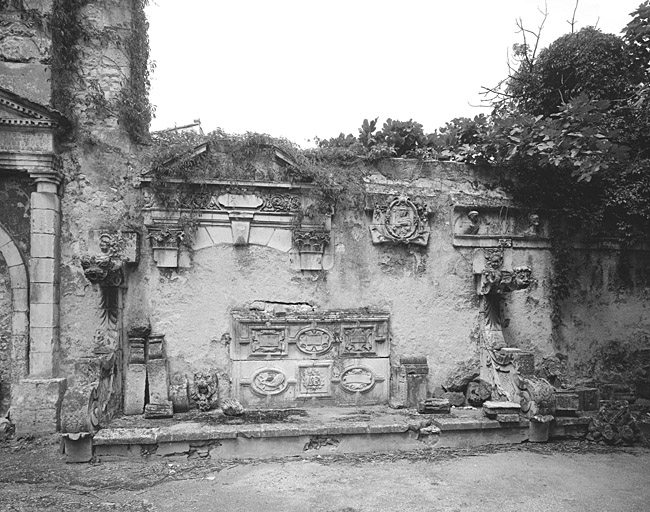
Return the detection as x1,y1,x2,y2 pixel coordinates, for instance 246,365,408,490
47,0,154,143
623,1,650,81
507,27,634,116
374,118,428,157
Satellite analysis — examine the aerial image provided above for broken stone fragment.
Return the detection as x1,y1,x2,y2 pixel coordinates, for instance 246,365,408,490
466,380,491,407
144,400,173,419
496,413,521,423
483,400,521,418
221,398,244,416
417,398,451,414
443,391,466,407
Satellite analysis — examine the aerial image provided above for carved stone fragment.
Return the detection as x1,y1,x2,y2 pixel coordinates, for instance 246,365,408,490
417,398,451,414
147,358,170,404
144,400,173,419
169,373,190,413
221,398,244,416
370,196,430,246
191,372,219,411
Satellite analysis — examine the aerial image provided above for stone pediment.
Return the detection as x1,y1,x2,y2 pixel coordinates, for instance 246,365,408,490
0,87,63,130
0,88,66,173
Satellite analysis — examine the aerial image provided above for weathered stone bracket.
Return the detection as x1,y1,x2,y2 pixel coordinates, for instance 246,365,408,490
369,195,430,246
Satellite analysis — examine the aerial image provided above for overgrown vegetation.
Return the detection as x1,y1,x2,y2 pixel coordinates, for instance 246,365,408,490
2,0,155,143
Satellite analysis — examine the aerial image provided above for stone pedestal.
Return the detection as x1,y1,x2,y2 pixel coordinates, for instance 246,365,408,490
11,378,67,436
390,357,429,408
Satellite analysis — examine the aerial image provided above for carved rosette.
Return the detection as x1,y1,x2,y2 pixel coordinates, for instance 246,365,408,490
250,368,289,396
296,327,333,355
340,366,376,393
370,196,430,246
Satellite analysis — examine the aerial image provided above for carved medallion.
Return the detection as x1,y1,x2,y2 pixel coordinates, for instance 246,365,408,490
251,329,286,355
251,368,288,396
300,367,328,394
342,327,373,354
340,366,375,393
296,327,333,355
370,196,430,246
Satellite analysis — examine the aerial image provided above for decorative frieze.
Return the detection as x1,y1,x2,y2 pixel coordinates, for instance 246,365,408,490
370,195,430,246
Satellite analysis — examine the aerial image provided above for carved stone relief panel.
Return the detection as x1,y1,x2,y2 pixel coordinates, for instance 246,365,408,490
369,196,430,246
230,309,390,407
452,206,550,248
141,182,333,269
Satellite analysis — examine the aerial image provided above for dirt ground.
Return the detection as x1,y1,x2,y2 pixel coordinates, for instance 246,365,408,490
1,436,649,512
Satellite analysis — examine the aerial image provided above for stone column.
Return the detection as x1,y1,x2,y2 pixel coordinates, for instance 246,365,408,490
12,170,66,436
28,171,62,377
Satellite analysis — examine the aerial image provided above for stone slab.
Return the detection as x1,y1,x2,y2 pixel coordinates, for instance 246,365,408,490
144,401,173,419
146,359,169,404
124,364,146,415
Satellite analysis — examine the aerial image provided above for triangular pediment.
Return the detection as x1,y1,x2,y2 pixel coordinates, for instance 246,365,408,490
0,87,63,129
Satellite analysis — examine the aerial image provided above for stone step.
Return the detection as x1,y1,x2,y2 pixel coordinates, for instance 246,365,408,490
84,406,593,462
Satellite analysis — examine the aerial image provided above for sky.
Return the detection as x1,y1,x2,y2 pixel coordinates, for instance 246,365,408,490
146,0,644,146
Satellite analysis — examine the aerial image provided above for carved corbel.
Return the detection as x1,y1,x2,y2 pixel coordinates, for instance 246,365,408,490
148,228,183,268
80,231,139,287
293,230,331,270
369,196,430,246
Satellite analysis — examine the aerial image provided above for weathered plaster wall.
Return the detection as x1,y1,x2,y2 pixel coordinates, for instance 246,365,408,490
139,163,562,396
558,250,650,387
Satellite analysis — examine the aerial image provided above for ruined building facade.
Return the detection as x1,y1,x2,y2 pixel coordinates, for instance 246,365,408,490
0,1,648,435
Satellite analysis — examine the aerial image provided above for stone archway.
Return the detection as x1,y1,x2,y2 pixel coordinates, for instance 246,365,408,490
0,223,30,412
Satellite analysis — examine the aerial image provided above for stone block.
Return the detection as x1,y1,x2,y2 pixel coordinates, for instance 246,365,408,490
496,413,521,423
147,333,164,359
4,243,26,270
147,359,169,404
30,258,58,284
31,192,60,211
29,302,58,328
0,62,51,104
169,374,190,413
29,348,55,377
31,233,56,258
483,401,521,418
124,364,146,415
31,208,59,235
128,337,145,364
443,391,466,407
144,400,173,419
12,377,67,435
555,391,580,416
417,398,451,414
12,289,29,313
8,265,28,292
62,432,93,463
30,283,59,305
